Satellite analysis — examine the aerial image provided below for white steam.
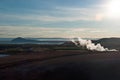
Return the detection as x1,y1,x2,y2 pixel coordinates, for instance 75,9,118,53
71,37,117,51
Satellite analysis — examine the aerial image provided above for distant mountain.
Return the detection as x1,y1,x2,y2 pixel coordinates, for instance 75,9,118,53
11,37,39,43
93,38,120,43
62,41,76,47
10,37,65,44
62,38,120,50
92,38,120,49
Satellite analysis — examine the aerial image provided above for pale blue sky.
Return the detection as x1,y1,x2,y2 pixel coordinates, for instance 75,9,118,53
0,0,120,38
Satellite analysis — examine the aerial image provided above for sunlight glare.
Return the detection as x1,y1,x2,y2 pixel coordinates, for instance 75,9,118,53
106,0,120,18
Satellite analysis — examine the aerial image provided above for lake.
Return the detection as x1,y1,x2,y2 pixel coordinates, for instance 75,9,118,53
0,54,9,57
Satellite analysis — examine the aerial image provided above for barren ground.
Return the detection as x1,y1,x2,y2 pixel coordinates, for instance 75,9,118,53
0,50,120,80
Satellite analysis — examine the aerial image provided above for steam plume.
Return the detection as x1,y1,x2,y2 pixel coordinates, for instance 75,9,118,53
71,37,117,51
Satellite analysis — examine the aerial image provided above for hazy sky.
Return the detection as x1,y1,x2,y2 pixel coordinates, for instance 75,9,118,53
0,0,120,38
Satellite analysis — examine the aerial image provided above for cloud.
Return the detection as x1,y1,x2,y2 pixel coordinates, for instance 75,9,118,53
0,26,108,38
0,6,104,22
0,14,94,22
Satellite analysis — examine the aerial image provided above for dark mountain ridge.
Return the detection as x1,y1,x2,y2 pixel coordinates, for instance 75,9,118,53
11,37,40,42
93,38,120,49
63,37,120,50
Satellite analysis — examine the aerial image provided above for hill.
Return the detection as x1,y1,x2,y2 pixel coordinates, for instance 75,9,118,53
62,38,120,50
11,37,40,43
93,38,120,50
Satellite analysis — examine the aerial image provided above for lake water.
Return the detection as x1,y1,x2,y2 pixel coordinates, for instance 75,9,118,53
0,54,9,57
0,38,69,44
0,38,98,41
0,38,99,45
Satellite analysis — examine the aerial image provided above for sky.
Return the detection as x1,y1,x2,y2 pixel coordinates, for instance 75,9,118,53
0,0,120,38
